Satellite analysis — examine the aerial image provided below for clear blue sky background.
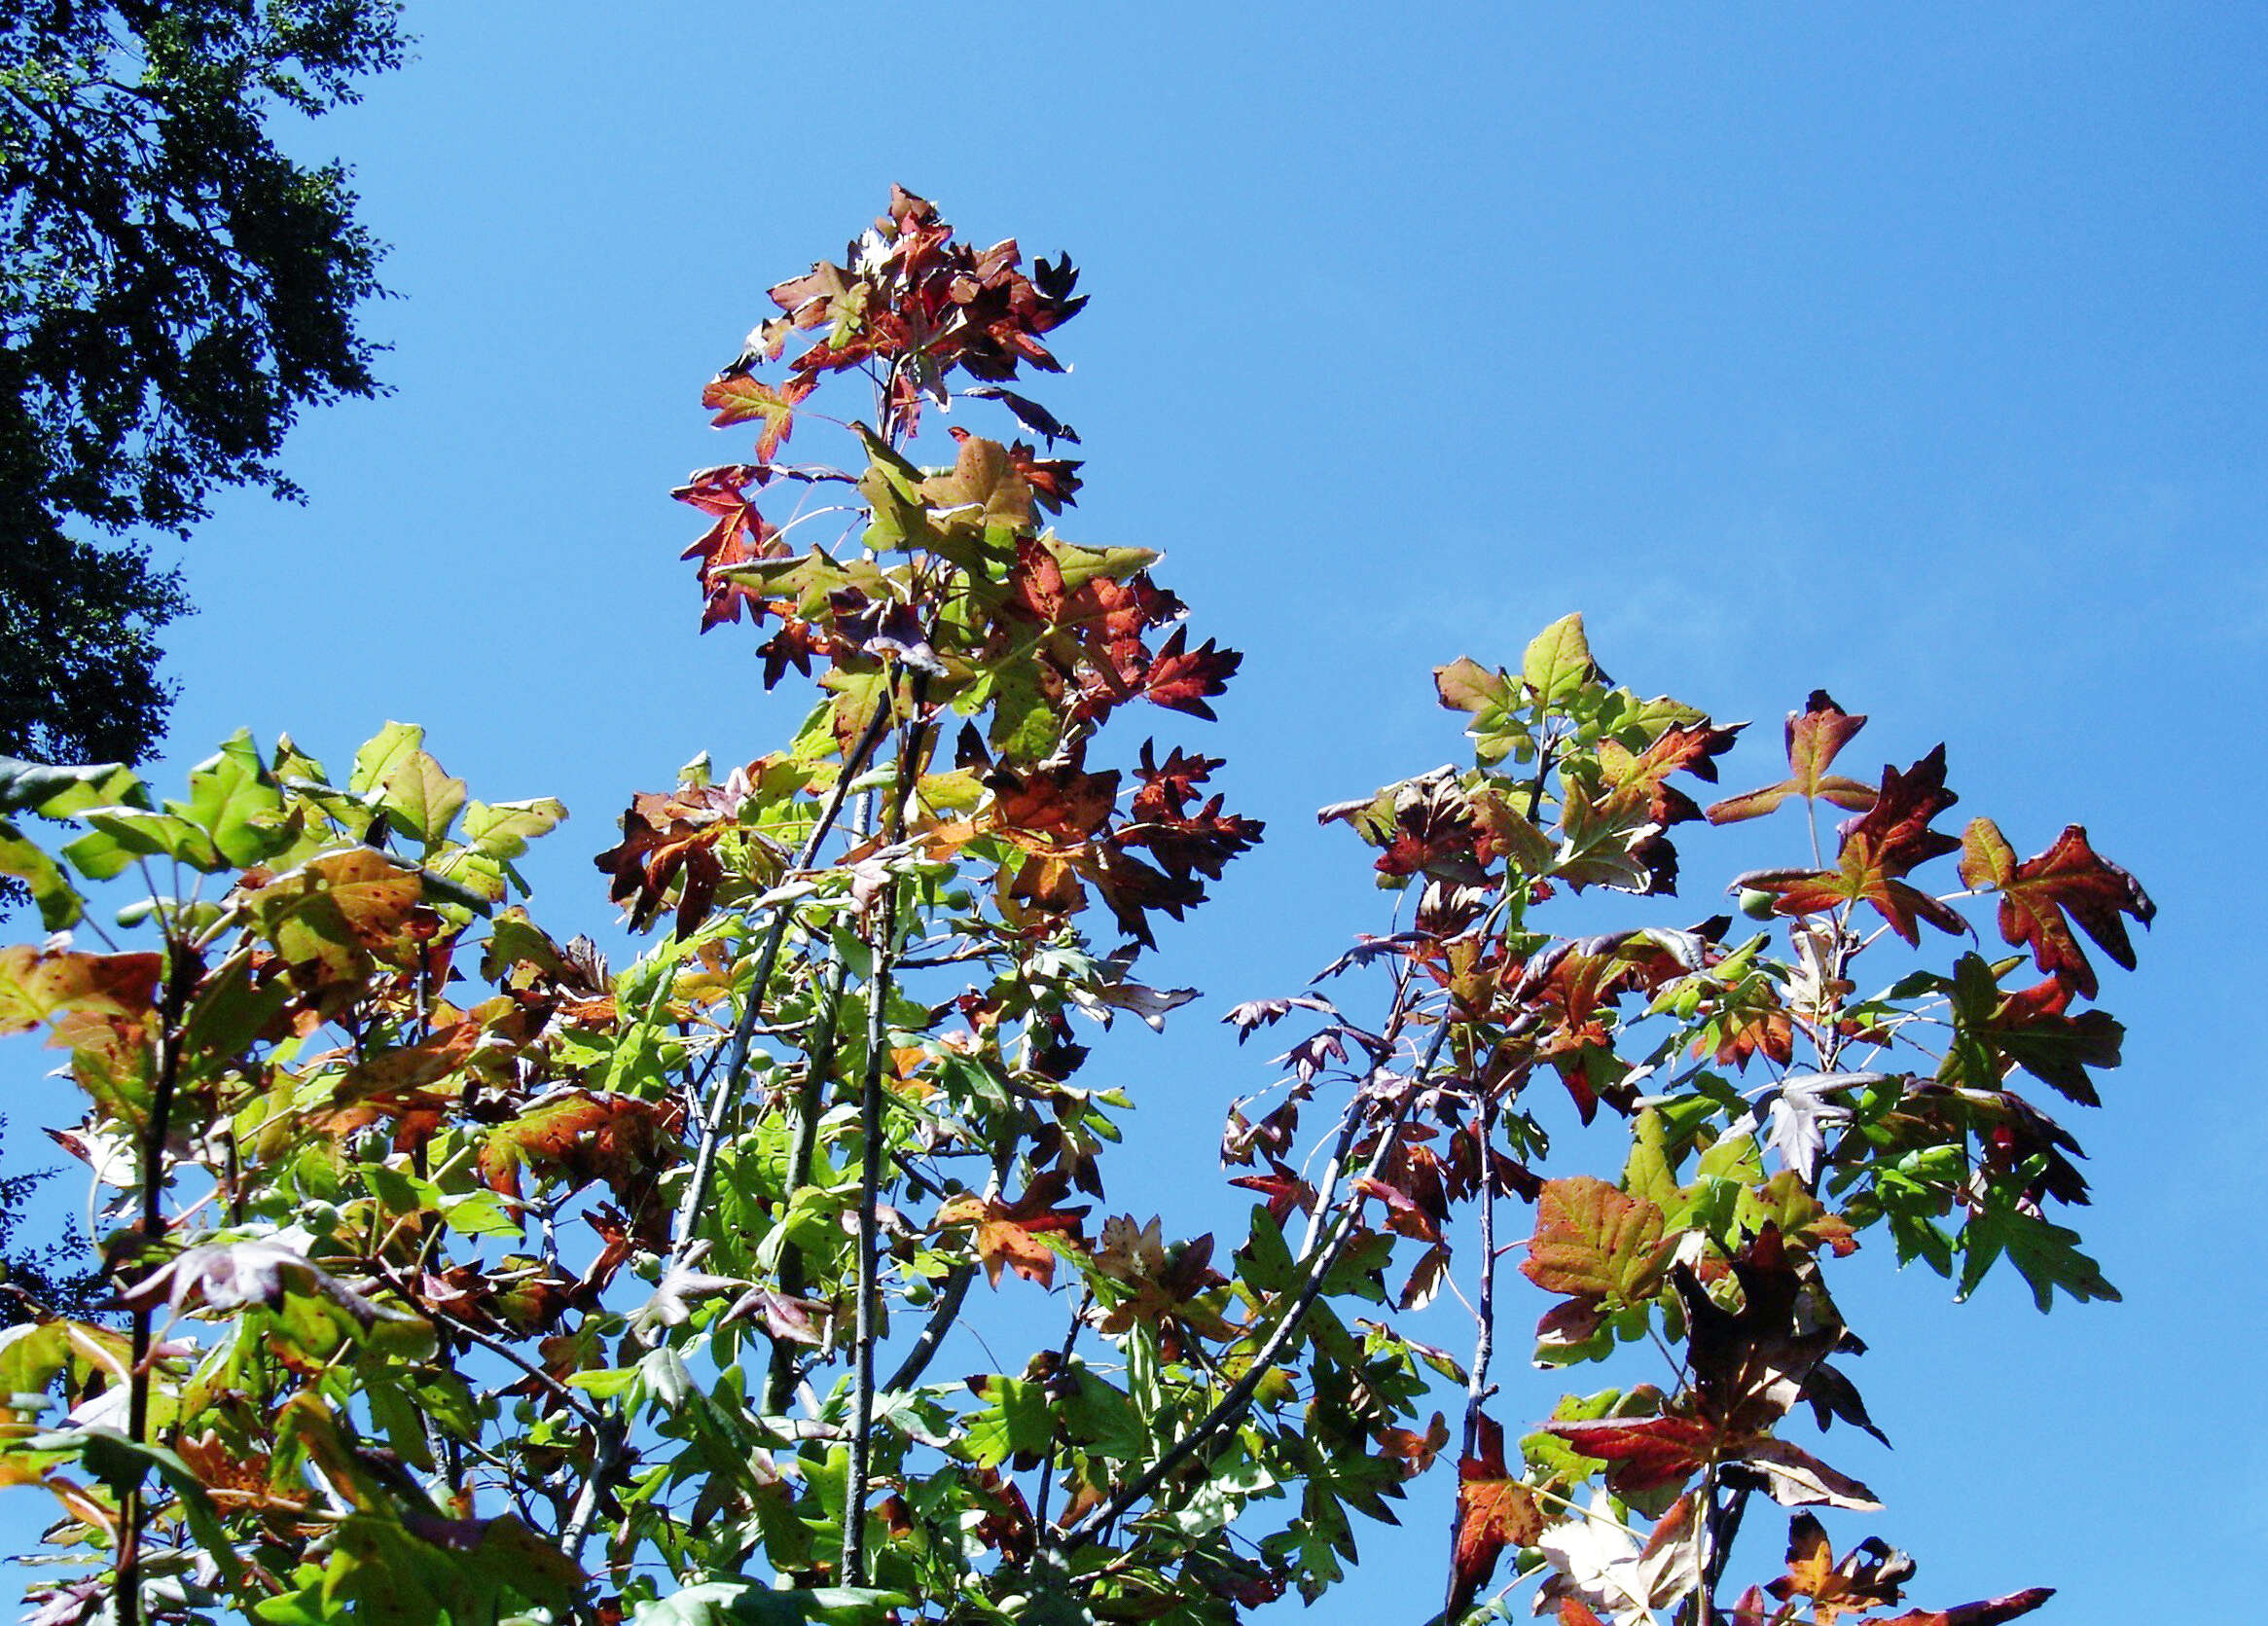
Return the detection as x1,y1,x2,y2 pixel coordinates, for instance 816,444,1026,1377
20,3,2268,1620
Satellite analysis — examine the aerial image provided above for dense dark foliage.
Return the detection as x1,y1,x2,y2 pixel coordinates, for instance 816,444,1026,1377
0,0,405,765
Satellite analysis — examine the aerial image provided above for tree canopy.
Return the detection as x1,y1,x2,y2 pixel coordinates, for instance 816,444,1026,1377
0,0,406,764
0,192,2153,1626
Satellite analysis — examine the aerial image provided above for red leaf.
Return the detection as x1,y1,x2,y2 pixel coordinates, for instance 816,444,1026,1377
1138,625,1242,720
700,372,816,462
1959,820,2153,998
672,465,783,631
1875,1588,2054,1626
1450,1413,1543,1619
1708,691,1877,823
1598,719,1745,827
1734,748,1965,943
1542,1414,1715,1496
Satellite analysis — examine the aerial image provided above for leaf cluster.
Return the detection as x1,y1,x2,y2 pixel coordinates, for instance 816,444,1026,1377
0,197,2152,1626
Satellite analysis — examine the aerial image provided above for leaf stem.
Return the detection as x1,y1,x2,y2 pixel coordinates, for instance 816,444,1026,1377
845,677,929,1587
1064,1012,1456,1550
662,695,894,1286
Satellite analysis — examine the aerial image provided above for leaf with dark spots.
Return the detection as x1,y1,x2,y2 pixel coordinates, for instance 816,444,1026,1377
1708,691,1877,824
1449,1413,1543,1621
1958,820,2153,998
0,946,161,1036
242,849,429,991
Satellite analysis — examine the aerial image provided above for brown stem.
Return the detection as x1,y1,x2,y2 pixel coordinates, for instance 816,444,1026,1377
767,922,855,1415
1447,1093,1500,1624
1030,1292,1090,1550
845,678,930,1587
117,935,199,1626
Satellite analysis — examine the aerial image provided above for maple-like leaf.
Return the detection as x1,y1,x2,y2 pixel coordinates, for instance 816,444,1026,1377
1448,1412,1544,1620
1971,962,2124,1106
984,762,1120,849
478,1089,682,1225
936,1171,1089,1287
701,372,817,462
1734,745,1966,943
1707,691,1877,824
1595,719,1745,828
1542,1413,1715,1497
1139,625,1242,720
241,849,429,992
1520,1176,1672,1304
1958,820,2153,999
673,465,784,631
1766,1512,1912,1624
594,775,776,938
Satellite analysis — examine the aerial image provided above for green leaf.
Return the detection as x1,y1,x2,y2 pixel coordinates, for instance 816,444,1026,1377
0,759,149,818
378,745,468,848
1521,612,1598,713
463,797,567,860
633,1580,909,1626
63,807,225,877
0,818,84,928
165,729,294,865
964,1375,1053,1467
1958,1174,2120,1310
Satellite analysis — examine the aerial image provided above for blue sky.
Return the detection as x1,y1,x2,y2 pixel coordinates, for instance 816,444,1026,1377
21,2,2268,1619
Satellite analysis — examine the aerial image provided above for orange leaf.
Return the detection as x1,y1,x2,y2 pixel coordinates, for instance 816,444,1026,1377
1450,1413,1543,1620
